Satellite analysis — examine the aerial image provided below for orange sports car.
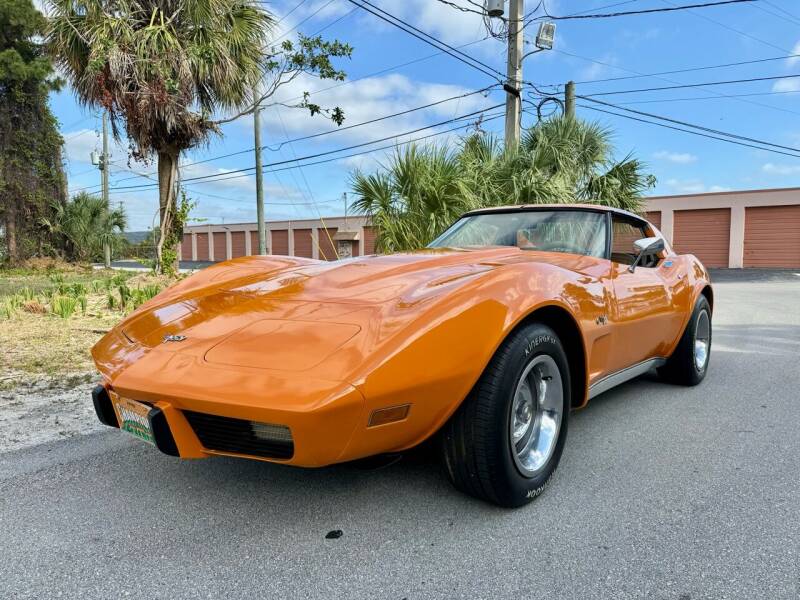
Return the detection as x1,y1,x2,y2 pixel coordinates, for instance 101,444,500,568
91,205,713,507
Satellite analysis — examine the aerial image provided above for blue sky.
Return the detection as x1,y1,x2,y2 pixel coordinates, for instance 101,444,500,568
49,0,800,231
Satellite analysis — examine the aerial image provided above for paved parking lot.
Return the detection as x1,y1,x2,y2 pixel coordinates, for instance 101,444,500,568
1,274,798,599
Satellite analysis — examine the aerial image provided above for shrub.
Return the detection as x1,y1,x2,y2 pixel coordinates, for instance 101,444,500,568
77,294,88,315
51,295,78,319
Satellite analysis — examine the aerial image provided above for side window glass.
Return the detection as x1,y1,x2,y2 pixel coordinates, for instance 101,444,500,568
611,217,648,266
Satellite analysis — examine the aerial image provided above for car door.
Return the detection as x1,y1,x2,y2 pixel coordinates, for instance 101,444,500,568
607,214,679,374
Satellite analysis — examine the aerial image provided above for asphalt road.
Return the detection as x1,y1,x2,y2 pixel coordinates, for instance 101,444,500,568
2,275,799,599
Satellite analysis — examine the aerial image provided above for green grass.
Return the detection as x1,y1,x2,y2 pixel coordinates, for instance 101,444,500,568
0,265,135,297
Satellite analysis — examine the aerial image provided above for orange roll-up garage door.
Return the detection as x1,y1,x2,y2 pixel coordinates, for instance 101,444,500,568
231,231,246,258
196,233,209,261
744,205,800,268
672,208,730,268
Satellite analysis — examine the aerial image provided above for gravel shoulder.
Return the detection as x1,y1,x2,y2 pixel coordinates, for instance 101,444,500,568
0,375,103,453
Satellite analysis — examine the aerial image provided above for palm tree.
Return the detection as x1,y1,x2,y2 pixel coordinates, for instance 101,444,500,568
47,0,273,271
351,115,656,252
41,192,127,262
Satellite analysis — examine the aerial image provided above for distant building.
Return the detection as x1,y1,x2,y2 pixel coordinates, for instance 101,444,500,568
182,187,800,269
180,215,375,262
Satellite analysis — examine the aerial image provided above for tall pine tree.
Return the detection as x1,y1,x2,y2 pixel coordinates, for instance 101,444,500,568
0,0,65,263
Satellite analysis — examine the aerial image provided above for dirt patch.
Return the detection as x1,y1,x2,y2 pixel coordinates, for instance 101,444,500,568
0,374,103,453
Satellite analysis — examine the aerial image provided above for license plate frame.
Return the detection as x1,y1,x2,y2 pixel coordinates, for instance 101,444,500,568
111,396,156,446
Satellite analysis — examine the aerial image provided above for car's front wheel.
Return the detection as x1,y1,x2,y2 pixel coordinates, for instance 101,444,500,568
440,322,570,507
658,295,712,386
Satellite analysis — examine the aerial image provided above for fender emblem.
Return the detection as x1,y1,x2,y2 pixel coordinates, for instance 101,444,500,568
595,315,608,326
162,334,187,343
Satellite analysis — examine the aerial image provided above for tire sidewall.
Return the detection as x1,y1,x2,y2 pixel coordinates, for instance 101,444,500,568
691,298,712,380
492,324,571,507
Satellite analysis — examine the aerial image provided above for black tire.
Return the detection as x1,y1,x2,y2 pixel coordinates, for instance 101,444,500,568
658,295,712,386
440,322,570,508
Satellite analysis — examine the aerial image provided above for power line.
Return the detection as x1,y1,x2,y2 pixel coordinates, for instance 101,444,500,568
309,6,358,36
72,84,499,192
106,104,505,192
274,0,310,25
538,0,755,20
750,1,800,26
544,47,800,117
762,0,800,21
569,53,800,86
72,85,500,194
343,0,506,82
577,96,800,158
659,0,790,53
273,0,337,42
583,73,800,97
614,89,800,104
107,112,506,196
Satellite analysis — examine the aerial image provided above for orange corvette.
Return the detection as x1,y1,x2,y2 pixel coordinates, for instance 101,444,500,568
91,205,713,507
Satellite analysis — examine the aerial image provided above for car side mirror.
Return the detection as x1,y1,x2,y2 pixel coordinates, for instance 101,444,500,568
628,237,665,272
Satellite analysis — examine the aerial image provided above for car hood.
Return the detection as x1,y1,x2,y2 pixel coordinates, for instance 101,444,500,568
93,246,594,381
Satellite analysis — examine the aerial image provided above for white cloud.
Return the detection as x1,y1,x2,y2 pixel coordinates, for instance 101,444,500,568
373,0,494,48
762,162,800,175
63,129,101,165
252,72,499,145
664,179,730,194
654,150,697,164
577,54,619,81
772,78,800,92
787,41,800,67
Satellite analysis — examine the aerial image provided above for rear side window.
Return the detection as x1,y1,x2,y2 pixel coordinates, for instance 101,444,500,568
611,216,649,266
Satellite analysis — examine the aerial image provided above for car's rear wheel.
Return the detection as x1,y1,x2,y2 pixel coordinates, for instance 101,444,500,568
440,322,570,507
658,295,712,386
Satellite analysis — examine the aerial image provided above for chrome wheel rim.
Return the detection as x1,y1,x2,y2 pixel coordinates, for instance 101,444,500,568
694,309,711,371
509,354,564,478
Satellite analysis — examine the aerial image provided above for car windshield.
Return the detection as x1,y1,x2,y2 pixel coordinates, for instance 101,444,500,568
428,210,608,258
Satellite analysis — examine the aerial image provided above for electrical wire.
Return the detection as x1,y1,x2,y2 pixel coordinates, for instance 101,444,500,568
343,0,506,82
106,111,506,197
582,73,800,97
567,53,800,86
104,104,506,192
72,84,500,193
536,0,755,20
576,99,800,158
658,0,790,53
540,48,800,118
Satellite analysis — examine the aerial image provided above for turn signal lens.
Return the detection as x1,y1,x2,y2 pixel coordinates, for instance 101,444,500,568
368,404,410,427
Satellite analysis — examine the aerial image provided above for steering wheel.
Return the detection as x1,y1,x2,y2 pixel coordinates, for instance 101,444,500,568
535,241,586,255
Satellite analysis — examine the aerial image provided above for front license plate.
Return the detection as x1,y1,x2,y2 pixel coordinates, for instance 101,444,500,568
111,396,155,446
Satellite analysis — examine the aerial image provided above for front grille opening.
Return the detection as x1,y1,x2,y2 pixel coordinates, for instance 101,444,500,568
183,411,294,460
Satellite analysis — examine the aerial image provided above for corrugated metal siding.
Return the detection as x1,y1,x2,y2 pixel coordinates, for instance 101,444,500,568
318,227,338,261
364,226,377,255
646,211,661,231
231,231,246,258
213,232,227,261
180,234,192,260
744,205,800,268
272,229,289,255
294,228,313,258
196,233,209,261
673,208,731,268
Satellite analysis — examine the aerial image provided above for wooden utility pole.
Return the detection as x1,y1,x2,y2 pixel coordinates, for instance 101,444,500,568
504,0,524,151
101,111,111,268
565,80,575,118
253,104,267,255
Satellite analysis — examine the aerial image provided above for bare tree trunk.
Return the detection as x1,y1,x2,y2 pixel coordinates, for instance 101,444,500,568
155,150,178,273
5,200,18,264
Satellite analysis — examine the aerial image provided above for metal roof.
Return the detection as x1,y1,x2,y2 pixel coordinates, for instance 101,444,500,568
462,203,645,221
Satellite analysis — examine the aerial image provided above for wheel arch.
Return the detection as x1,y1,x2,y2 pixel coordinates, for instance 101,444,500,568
509,304,588,410
700,284,714,313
